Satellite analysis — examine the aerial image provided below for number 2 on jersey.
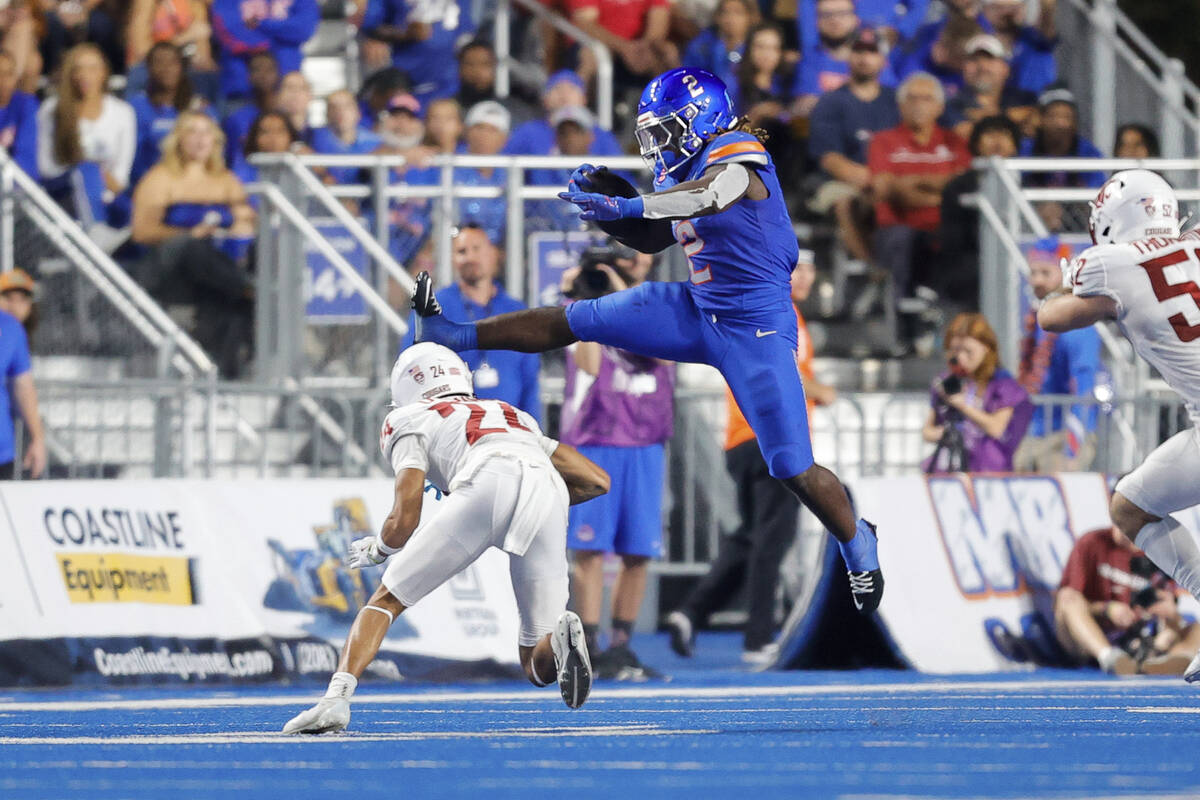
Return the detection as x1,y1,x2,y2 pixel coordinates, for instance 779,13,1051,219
1138,248,1200,342
675,221,710,285
429,400,531,445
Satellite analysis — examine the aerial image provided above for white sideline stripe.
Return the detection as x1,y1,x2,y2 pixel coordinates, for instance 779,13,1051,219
0,725,718,746
0,677,1179,713
1127,706,1200,714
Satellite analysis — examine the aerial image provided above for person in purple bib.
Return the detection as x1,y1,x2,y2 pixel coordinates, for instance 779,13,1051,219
923,312,1033,473
559,244,674,678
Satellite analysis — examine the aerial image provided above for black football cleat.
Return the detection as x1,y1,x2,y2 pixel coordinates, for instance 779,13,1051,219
847,521,884,614
411,270,442,317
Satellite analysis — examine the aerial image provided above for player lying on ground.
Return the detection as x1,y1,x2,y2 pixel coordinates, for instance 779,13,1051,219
1039,168,1200,682
414,67,883,613
283,343,611,733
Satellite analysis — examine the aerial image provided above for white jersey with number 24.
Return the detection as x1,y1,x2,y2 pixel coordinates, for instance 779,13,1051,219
379,396,555,492
1071,229,1200,423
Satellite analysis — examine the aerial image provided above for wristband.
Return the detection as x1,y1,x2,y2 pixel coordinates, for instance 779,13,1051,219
621,195,646,219
376,535,401,556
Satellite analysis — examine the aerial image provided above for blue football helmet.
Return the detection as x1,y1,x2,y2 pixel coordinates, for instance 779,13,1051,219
635,68,736,178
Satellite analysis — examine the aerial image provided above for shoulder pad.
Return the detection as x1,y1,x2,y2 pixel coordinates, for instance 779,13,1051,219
699,131,769,169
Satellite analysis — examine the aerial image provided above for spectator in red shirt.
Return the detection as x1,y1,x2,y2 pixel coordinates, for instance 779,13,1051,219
867,72,968,328
567,0,678,91
1056,525,1200,676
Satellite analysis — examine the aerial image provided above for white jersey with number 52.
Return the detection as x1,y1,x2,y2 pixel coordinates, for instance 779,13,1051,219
379,397,555,492
1071,229,1200,422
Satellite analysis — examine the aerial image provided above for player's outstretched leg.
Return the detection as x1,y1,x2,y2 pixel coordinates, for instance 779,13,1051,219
283,587,406,733
784,464,883,614
552,611,592,708
411,271,578,353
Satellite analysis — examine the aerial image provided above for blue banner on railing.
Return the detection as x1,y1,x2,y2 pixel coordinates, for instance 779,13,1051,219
304,222,370,324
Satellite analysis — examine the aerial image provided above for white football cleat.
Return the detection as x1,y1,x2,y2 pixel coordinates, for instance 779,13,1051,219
1184,650,1200,684
282,696,351,734
551,610,592,709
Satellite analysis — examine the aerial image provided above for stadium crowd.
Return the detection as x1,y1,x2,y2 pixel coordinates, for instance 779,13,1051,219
0,2,1129,344
0,0,1189,677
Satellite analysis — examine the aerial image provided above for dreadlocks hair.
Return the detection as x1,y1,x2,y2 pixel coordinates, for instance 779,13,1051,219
726,115,769,143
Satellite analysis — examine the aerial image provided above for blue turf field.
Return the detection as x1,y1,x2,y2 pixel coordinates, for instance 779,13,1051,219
2,633,1199,799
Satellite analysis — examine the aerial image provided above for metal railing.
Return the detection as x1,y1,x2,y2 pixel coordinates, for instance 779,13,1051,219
28,378,389,480
0,152,216,379
20,375,1189,573
1060,0,1200,158
253,152,652,303
494,0,614,130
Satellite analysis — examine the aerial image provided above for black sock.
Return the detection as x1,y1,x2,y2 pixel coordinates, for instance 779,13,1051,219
611,618,634,648
582,623,600,653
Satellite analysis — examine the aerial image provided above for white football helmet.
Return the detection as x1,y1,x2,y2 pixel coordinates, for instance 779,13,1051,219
1088,169,1180,245
390,343,473,407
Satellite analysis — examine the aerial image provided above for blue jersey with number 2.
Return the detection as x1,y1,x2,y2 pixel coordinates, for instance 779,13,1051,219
655,130,799,322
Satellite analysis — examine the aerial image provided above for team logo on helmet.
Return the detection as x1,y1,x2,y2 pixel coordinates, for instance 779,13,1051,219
408,367,425,384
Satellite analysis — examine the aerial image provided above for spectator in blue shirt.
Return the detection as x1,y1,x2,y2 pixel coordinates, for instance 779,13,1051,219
984,0,1058,95
210,0,319,101
807,26,898,264
455,39,536,125
221,51,279,166
400,225,540,420
276,71,314,147
362,0,476,109
1020,87,1105,189
890,0,985,95
504,70,621,157
1015,238,1101,472
372,92,436,267
794,0,896,117
683,0,759,95
233,110,303,188
129,42,208,187
526,105,603,233
310,90,384,187
0,303,45,479
0,50,38,178
446,100,510,244
798,0,931,53
732,22,793,116
941,33,1037,141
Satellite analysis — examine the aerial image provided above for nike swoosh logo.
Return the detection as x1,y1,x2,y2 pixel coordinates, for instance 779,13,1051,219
755,329,776,338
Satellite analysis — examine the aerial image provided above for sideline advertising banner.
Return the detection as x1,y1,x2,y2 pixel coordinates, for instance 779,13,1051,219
855,473,1200,673
0,480,522,687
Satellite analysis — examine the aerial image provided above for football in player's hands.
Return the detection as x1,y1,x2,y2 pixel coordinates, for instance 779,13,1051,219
567,163,599,193
583,166,640,199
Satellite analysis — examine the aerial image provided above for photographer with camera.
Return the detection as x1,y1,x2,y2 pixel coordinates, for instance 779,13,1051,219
1055,523,1200,676
922,312,1032,473
558,241,674,680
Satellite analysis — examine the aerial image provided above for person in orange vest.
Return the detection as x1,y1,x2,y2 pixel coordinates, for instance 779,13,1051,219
665,249,836,664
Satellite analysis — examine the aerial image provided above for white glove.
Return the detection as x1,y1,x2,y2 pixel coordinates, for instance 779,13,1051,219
345,536,396,569
1059,256,1078,291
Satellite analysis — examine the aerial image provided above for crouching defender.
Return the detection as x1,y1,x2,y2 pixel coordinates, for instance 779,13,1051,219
284,343,610,733
414,67,883,612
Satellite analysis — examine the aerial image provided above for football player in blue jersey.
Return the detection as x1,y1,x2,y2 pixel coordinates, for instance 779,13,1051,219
413,67,883,613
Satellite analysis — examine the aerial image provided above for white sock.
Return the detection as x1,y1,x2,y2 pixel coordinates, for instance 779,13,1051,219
324,671,358,700
1135,515,1200,599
